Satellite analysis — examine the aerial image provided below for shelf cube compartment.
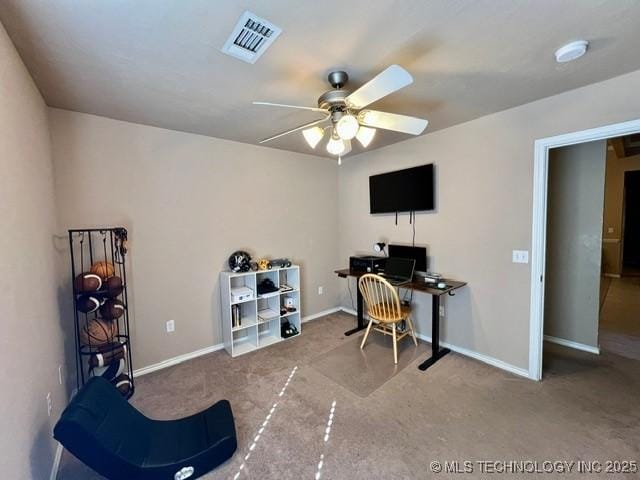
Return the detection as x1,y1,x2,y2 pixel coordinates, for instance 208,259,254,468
280,312,300,339
279,266,300,291
232,325,258,356
258,318,281,348
231,300,257,331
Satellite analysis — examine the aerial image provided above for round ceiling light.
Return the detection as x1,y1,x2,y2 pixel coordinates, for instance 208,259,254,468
336,114,359,140
554,40,589,63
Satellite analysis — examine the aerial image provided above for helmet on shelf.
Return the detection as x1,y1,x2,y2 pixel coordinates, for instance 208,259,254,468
228,251,252,272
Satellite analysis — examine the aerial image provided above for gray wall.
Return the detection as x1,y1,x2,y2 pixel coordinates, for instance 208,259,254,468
0,22,68,479
49,109,340,370
338,69,640,373
545,141,606,348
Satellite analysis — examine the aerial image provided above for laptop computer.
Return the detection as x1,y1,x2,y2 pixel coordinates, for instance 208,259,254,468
378,257,416,285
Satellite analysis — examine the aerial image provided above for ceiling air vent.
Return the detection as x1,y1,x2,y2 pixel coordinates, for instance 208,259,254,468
221,11,282,64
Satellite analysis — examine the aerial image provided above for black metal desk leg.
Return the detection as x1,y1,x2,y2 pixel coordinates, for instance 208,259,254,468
418,294,451,370
344,280,366,336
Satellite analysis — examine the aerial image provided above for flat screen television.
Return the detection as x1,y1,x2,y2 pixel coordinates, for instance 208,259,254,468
369,164,434,214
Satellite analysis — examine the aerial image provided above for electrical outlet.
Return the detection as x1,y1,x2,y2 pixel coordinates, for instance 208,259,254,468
46,393,52,417
439,306,445,317
58,365,63,385
512,250,529,264
166,320,175,333
318,286,324,295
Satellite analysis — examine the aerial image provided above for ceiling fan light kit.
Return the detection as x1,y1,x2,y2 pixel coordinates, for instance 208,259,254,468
355,126,376,148
336,114,359,140
254,64,429,159
302,126,325,148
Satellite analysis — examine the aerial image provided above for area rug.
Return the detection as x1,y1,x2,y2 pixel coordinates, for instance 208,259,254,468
310,329,427,397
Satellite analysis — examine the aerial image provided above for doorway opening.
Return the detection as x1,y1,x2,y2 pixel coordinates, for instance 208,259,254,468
529,119,640,380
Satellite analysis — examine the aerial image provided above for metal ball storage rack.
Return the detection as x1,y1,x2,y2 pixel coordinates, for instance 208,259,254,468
68,227,135,399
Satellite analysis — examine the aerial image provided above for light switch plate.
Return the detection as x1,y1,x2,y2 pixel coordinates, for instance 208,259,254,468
512,250,529,264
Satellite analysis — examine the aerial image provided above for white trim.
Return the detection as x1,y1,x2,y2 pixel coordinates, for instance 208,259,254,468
340,306,358,317
414,332,531,379
133,343,225,377
133,308,339,377
302,307,341,322
603,273,622,278
530,118,640,381
544,335,600,355
50,442,63,480
339,307,531,379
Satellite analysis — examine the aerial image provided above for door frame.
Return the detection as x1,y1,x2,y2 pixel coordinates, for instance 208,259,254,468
529,118,640,381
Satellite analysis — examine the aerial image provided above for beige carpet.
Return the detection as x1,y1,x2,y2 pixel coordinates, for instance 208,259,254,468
57,312,640,480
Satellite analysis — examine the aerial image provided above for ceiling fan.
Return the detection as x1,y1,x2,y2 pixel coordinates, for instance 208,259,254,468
253,65,428,158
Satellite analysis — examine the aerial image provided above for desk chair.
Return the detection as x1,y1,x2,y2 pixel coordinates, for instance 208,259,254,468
358,273,418,364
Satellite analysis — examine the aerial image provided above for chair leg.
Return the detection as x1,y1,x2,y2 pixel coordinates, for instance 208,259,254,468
407,315,418,346
392,323,398,364
360,319,374,349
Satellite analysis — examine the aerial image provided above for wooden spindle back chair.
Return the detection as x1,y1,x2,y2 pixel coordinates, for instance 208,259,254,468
358,274,418,363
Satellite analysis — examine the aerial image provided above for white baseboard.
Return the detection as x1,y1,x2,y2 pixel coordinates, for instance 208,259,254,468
132,308,339,378
414,332,531,379
339,307,532,379
340,306,358,317
50,442,63,480
133,306,533,380
544,335,600,354
133,343,225,377
303,307,341,322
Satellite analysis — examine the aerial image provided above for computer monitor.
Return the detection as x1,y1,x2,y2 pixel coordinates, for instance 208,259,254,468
388,244,427,274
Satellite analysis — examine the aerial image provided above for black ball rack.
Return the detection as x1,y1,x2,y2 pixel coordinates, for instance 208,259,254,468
68,227,135,399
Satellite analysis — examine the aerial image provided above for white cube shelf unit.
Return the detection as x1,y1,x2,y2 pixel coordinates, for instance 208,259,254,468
220,265,301,357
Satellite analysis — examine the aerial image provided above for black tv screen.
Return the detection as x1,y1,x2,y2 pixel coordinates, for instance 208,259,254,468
369,164,434,214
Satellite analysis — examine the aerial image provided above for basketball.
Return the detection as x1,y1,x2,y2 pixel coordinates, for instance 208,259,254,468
76,295,102,314
74,273,102,293
90,261,115,280
80,318,118,346
104,276,123,298
112,373,133,396
100,298,125,320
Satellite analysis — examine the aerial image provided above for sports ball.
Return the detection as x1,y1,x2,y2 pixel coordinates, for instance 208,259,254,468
258,258,271,270
112,373,133,396
100,299,125,320
80,318,118,346
228,250,251,272
88,343,127,368
104,276,123,298
90,261,115,280
91,358,125,381
76,295,102,314
74,273,102,293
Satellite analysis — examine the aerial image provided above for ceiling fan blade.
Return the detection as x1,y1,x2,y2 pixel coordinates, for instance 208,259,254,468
259,114,331,144
358,110,428,135
346,65,413,110
253,101,328,113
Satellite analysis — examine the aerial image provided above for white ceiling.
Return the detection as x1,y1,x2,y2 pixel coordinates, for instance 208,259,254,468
2,0,640,158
